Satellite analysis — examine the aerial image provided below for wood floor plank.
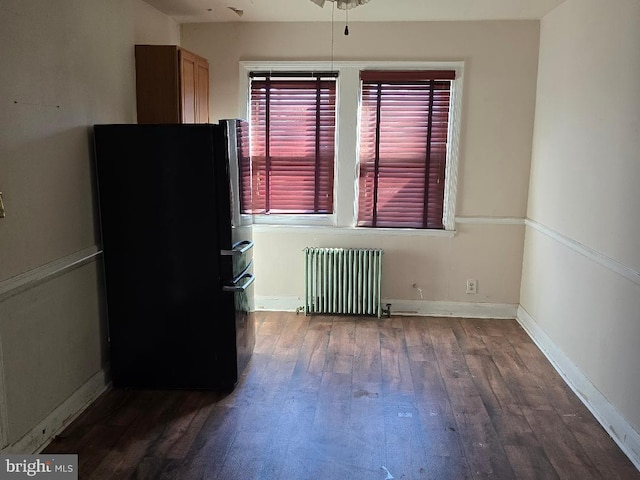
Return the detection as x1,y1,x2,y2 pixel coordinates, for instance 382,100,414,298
176,403,241,480
453,318,491,355
348,388,386,476
453,407,517,479
383,412,432,479
290,317,331,393
428,318,472,383
89,391,185,479
483,335,553,411
380,318,413,400
521,407,602,480
503,445,560,480
560,410,640,480
273,312,309,360
41,312,640,480
489,405,541,448
353,318,383,387
257,393,318,479
152,391,219,461
324,317,355,374
513,341,590,416
464,353,519,416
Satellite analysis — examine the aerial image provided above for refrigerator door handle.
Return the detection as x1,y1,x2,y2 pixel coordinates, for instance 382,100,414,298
221,240,254,256
223,273,255,292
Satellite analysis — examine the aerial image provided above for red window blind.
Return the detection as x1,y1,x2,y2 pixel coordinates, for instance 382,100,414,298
245,73,336,214
358,70,455,229
236,119,251,215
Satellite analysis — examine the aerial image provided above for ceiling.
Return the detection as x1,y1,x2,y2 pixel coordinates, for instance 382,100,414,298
142,0,567,24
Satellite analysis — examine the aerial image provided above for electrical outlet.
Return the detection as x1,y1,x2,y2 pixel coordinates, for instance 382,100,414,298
466,279,477,294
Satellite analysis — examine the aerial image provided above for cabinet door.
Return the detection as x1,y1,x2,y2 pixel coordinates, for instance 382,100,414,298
196,59,210,123
135,45,181,124
179,50,198,123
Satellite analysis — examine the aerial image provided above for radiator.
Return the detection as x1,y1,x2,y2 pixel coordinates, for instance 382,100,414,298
303,247,384,318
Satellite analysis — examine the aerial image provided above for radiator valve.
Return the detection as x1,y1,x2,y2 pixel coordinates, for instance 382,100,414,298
382,303,392,318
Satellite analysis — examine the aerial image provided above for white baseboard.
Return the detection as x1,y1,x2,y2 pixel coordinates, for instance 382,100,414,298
517,306,640,471
1,369,110,454
255,296,518,319
382,299,517,318
254,296,304,312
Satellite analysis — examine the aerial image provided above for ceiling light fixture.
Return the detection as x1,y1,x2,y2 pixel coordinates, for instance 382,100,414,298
311,0,371,36
310,0,371,10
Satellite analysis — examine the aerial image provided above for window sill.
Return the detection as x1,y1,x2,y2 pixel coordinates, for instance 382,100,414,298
247,214,334,227
251,224,456,238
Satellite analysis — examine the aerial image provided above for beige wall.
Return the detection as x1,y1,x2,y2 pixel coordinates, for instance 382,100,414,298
0,0,136,281
134,0,181,45
521,0,640,461
182,21,539,313
0,0,177,452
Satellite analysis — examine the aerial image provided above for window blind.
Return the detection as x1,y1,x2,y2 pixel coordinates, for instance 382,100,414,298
358,71,454,229
245,75,337,214
237,119,251,215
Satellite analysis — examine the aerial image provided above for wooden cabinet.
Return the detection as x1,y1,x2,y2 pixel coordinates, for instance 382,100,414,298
135,45,210,124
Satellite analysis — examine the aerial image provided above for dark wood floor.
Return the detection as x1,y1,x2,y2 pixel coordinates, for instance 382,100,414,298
43,312,639,479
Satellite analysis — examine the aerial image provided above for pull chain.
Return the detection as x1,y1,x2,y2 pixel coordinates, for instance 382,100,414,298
344,7,349,35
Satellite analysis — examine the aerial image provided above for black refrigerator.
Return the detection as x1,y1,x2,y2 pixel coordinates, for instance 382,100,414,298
93,120,255,391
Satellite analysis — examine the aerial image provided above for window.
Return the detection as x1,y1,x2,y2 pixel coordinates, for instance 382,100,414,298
239,61,462,232
244,72,337,215
357,70,455,229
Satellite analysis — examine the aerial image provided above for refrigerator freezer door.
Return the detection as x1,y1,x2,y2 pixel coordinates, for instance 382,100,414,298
213,119,256,386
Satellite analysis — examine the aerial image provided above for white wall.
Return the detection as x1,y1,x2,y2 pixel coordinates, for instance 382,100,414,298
0,0,178,453
520,0,640,467
182,21,540,316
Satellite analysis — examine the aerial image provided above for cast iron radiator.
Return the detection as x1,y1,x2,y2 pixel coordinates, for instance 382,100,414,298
302,247,384,318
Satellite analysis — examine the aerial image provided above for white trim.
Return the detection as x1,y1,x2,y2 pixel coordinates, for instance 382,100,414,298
443,73,463,231
255,296,304,312
253,218,527,234
456,216,525,225
252,224,455,238
0,334,8,448
517,306,640,471
255,295,517,319
251,214,334,227
525,219,640,286
383,299,518,318
1,369,110,454
0,246,102,302
240,60,466,70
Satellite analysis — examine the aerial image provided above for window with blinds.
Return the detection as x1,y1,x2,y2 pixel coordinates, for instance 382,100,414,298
245,72,337,215
357,70,455,229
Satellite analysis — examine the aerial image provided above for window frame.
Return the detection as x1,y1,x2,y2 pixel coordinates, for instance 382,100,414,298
238,60,464,232
358,71,456,230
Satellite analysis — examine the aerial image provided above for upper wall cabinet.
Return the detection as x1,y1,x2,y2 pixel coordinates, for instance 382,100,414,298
135,45,210,124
